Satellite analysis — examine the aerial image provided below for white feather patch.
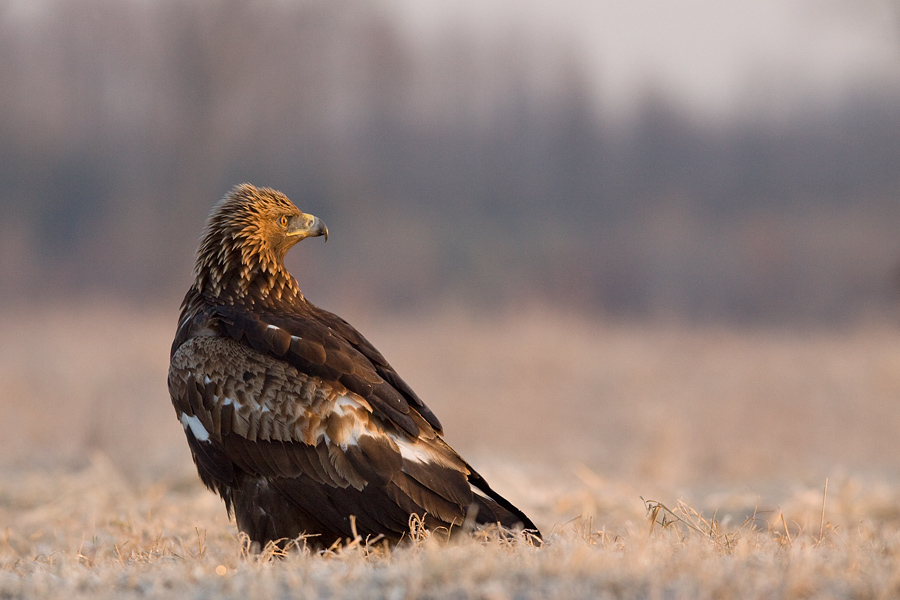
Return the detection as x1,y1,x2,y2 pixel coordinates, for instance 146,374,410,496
325,426,365,450
333,394,362,416
218,395,241,409
327,394,431,464
180,413,210,442
329,396,370,449
394,437,429,464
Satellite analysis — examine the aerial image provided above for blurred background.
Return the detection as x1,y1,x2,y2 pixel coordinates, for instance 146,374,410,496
1,0,900,497
2,0,899,321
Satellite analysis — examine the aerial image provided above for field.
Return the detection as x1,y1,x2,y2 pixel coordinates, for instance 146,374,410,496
2,302,900,598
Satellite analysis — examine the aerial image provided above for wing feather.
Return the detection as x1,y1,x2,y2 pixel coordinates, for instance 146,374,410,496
385,474,464,527
400,459,473,508
184,427,236,485
289,335,326,365
344,435,401,486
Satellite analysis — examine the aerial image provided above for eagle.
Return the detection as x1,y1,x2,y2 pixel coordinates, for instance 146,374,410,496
168,184,540,549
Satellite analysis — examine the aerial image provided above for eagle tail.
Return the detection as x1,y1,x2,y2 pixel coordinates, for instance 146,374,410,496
466,470,541,540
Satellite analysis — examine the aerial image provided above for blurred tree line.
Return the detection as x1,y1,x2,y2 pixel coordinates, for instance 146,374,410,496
1,0,898,322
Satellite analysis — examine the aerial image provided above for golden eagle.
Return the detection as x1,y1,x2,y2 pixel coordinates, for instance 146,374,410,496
168,184,540,549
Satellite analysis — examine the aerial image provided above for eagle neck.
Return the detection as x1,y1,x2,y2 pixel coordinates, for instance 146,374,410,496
195,254,303,307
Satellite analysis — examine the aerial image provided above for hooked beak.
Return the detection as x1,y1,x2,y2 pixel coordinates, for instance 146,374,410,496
290,214,328,242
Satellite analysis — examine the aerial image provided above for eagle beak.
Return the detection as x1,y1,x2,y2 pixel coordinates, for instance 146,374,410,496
311,216,329,242
291,214,328,242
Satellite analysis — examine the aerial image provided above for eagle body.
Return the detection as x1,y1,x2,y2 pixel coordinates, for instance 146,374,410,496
168,184,539,549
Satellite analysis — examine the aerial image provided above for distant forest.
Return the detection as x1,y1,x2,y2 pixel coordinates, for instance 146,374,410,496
1,0,899,322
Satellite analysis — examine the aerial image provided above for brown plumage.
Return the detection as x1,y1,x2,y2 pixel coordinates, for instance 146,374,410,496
168,184,540,549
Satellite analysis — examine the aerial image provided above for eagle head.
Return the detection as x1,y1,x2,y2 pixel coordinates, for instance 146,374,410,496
193,183,328,302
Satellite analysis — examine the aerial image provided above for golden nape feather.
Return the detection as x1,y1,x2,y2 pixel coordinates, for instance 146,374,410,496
168,184,540,550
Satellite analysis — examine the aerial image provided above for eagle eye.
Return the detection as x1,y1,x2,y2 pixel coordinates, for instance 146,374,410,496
279,215,289,228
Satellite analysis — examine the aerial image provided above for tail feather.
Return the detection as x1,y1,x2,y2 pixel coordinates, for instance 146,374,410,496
467,470,541,539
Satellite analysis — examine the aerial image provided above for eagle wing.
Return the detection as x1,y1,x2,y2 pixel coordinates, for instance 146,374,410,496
168,300,529,544
211,302,441,437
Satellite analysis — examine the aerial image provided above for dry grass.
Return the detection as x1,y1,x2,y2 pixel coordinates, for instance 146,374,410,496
2,300,900,598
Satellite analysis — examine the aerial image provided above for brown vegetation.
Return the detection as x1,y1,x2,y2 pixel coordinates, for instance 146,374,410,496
2,303,900,598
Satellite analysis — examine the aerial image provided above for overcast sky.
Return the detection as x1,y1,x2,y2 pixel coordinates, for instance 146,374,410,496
388,0,900,118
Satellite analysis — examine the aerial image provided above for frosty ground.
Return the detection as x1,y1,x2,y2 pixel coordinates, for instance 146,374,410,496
2,303,900,599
